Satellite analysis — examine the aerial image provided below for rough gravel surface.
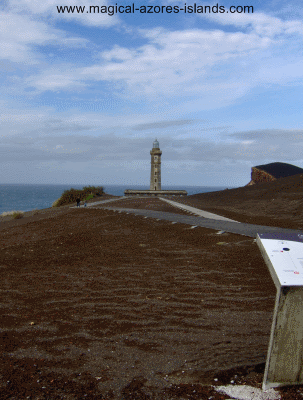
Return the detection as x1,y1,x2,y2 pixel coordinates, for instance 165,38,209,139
1,186,303,399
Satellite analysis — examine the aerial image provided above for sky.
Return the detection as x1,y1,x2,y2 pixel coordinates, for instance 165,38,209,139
1,0,303,187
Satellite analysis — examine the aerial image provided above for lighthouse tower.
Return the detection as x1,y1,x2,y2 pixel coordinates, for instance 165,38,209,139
124,139,187,196
150,138,162,190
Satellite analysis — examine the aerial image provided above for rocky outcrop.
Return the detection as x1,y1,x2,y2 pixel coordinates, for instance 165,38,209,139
247,162,303,186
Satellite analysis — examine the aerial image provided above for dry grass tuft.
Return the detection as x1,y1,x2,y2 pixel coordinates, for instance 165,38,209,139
1,210,24,219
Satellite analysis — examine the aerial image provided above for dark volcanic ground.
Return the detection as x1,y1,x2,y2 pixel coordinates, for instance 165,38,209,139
1,183,303,399
170,173,303,231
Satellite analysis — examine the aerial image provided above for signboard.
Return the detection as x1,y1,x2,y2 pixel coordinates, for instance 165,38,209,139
257,232,303,287
256,232,303,390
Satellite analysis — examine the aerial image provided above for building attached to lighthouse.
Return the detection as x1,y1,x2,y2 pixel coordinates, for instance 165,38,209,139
150,138,162,190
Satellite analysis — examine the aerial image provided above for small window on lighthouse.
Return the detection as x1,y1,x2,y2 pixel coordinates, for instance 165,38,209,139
154,171,157,175
155,179,157,182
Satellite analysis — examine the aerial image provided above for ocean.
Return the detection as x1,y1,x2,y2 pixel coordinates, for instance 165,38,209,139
0,184,229,214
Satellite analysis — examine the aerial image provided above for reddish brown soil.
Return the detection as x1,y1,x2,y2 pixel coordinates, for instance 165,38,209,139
0,194,118,231
0,191,303,399
171,173,303,230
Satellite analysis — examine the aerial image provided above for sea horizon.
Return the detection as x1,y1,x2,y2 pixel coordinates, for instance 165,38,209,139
0,183,232,214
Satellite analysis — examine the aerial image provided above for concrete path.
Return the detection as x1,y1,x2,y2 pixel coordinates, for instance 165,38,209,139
70,197,125,208
94,207,303,238
159,197,239,222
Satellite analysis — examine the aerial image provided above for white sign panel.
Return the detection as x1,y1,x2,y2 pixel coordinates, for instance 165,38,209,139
257,232,303,390
257,232,303,287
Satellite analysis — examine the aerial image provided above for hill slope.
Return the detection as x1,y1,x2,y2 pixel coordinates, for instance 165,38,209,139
181,173,303,230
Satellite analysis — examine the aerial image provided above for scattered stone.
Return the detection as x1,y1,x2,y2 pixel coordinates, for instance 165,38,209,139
214,384,281,400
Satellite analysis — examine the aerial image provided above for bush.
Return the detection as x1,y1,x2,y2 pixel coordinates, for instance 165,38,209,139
52,186,104,207
12,212,24,219
52,199,60,207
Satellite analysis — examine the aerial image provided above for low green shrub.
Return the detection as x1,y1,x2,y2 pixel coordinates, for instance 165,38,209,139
52,186,104,207
52,199,61,208
12,212,24,219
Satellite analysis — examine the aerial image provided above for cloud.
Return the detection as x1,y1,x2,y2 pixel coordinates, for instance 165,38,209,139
204,11,303,38
88,28,271,95
2,118,303,168
0,13,57,63
7,0,119,27
25,26,272,100
1,117,303,185
11,8,303,111
25,67,88,92
132,119,193,131
0,12,88,63
230,128,303,142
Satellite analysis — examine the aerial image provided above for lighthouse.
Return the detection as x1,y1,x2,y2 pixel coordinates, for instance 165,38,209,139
150,138,162,190
124,139,187,196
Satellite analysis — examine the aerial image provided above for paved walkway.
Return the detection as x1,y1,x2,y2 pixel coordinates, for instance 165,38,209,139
159,197,239,222
95,207,302,238
70,197,125,208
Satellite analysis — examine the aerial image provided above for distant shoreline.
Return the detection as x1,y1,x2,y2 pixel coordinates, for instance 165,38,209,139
0,184,230,214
